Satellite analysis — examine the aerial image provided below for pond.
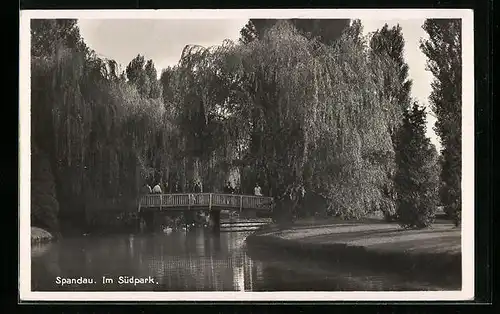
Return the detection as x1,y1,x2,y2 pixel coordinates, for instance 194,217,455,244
31,228,449,291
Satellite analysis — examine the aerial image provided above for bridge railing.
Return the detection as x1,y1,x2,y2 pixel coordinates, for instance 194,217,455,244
139,193,273,211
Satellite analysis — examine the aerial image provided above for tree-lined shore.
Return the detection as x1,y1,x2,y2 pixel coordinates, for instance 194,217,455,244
30,18,462,236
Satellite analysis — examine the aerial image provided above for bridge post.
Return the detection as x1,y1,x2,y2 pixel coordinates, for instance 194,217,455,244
140,211,154,233
209,193,212,211
239,195,243,213
136,214,142,233
210,210,220,233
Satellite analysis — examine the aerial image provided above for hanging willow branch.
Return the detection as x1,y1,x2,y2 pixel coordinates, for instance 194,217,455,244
32,19,404,220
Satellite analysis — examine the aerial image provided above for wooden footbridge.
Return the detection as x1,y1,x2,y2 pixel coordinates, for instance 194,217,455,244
139,193,274,212
138,193,274,233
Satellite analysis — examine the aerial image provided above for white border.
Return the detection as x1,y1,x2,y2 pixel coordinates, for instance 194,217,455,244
19,9,475,302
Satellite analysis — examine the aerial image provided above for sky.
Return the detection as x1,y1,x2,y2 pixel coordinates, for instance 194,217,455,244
78,18,439,150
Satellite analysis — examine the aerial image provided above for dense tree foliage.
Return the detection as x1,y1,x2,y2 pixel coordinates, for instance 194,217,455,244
125,55,162,99
369,23,413,221
420,19,462,225
31,144,60,233
394,103,440,229
370,24,412,106
239,19,350,46
222,20,403,220
31,19,175,230
31,19,87,58
31,18,442,231
239,20,258,45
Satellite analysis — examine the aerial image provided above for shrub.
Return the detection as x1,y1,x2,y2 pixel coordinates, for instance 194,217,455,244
31,145,60,233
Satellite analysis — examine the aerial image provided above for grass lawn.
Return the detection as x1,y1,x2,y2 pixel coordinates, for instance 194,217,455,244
257,220,460,256
256,208,460,255
247,216,461,288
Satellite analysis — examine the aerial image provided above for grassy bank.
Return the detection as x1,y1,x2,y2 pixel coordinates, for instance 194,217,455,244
246,218,461,288
31,227,54,244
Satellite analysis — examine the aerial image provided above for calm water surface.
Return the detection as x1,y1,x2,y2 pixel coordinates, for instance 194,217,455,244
31,229,453,291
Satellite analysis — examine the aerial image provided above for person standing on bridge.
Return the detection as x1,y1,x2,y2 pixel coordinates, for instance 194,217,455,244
254,183,262,196
194,180,203,193
153,182,162,194
223,181,233,205
173,181,180,193
142,183,152,195
224,181,232,194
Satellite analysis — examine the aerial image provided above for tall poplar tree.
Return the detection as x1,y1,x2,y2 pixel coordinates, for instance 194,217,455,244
394,102,440,229
370,24,412,106
420,19,462,225
125,55,163,99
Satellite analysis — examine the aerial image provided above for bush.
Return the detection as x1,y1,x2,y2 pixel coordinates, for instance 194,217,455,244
31,145,60,233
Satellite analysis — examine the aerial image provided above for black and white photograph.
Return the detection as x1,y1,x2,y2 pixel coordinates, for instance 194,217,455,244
19,9,474,301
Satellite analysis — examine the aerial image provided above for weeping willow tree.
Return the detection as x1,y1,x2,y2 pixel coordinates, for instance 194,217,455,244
166,40,248,192
31,44,177,228
311,37,402,218
235,21,403,219
168,20,404,220
31,19,408,230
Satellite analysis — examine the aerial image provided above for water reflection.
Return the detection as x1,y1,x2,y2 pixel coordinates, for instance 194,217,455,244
32,230,258,291
31,229,459,292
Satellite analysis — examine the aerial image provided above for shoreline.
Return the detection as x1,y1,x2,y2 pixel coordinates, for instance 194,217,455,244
245,219,462,289
31,227,55,244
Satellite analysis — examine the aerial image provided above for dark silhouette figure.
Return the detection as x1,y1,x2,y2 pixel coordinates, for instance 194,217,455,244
193,181,202,193
223,181,233,194
142,183,152,195
234,184,241,195
173,181,181,193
